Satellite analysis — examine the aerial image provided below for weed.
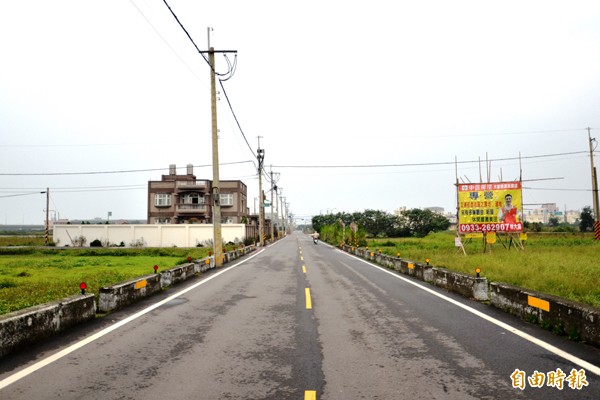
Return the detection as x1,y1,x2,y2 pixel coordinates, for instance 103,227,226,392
0,280,17,289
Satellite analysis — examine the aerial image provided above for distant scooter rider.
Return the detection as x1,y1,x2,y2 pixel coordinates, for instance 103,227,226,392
312,231,319,244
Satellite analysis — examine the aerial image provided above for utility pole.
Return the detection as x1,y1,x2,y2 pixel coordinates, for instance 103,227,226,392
285,201,290,235
257,137,265,246
275,186,280,238
270,166,275,242
45,187,49,245
209,44,223,266
279,190,285,237
281,197,287,235
588,127,600,240
201,29,237,265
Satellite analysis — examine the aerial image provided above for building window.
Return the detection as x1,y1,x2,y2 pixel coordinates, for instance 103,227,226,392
220,193,234,206
182,193,203,204
155,218,171,224
155,193,172,207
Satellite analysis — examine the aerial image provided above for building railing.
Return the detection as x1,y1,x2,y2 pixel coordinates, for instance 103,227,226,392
176,204,207,213
176,180,209,189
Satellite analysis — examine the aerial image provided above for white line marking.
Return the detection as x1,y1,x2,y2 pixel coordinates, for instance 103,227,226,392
340,250,600,376
0,249,265,390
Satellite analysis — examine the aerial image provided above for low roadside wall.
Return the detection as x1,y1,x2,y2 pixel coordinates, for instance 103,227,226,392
0,244,256,358
97,245,255,313
0,294,96,357
432,268,488,301
340,243,600,348
98,273,162,313
490,282,600,347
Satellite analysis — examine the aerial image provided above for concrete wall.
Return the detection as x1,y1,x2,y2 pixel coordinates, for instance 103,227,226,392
0,294,96,357
53,224,247,248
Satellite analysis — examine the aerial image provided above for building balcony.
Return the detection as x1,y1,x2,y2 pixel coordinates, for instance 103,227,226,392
176,204,208,213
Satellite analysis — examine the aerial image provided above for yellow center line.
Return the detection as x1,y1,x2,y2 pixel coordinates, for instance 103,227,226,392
302,265,307,274
300,256,304,261
305,288,312,309
305,390,317,400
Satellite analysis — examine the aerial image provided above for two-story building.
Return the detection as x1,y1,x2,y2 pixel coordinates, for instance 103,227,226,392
147,164,248,224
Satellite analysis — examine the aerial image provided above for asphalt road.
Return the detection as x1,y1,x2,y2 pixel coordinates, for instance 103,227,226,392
1,231,599,399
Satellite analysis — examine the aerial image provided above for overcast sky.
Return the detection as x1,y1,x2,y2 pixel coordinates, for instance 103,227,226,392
1,1,599,225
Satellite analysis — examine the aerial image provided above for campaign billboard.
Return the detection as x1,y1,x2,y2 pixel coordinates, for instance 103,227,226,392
458,181,523,233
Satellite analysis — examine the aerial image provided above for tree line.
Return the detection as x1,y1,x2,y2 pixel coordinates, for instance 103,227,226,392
311,208,450,239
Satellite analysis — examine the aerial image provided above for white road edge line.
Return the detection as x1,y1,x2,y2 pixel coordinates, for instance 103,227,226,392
0,249,265,390
340,250,600,377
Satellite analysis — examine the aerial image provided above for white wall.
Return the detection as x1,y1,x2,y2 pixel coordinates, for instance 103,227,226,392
53,224,246,247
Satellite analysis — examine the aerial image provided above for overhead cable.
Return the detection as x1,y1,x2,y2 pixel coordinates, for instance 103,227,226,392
0,160,254,176
272,151,588,169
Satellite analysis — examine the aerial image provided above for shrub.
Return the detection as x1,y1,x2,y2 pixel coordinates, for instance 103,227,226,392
129,238,147,248
71,235,87,247
90,239,103,247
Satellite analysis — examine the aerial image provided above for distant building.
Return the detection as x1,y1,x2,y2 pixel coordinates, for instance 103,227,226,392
425,206,445,214
393,207,407,216
524,203,580,224
147,164,248,224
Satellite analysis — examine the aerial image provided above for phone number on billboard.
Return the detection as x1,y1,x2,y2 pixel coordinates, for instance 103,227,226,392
459,223,522,233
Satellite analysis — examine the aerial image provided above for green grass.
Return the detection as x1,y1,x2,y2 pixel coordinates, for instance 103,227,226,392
367,231,600,308
0,235,46,247
0,247,216,315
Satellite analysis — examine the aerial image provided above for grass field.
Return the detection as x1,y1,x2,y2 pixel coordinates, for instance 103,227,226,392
0,232,599,316
0,246,212,315
367,231,600,308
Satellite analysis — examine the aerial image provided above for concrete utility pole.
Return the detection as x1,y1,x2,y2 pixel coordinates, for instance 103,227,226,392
270,166,275,242
279,191,285,236
588,127,600,240
202,29,237,265
45,188,49,245
285,201,290,234
257,137,265,246
275,186,280,238
208,45,223,266
281,197,287,235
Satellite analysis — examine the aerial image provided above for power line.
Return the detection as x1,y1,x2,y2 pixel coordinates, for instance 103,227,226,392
272,151,588,169
161,0,210,67
0,192,45,199
160,0,257,168
0,160,254,176
524,187,592,192
412,128,588,139
128,0,204,83
219,80,256,159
